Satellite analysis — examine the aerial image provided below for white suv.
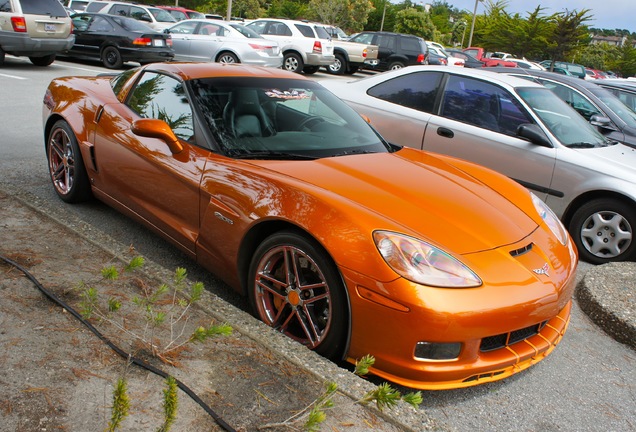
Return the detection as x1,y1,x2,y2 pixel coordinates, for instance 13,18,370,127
246,18,334,74
87,1,177,30
0,0,73,66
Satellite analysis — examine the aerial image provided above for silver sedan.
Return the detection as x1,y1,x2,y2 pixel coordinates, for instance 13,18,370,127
166,19,283,68
322,66,636,264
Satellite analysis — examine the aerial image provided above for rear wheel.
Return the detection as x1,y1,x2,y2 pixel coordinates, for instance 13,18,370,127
102,46,123,69
569,198,636,264
248,230,349,361
0,47,5,66
346,65,359,75
217,51,239,64
388,61,404,70
283,52,303,73
29,54,56,66
46,120,92,203
326,53,346,75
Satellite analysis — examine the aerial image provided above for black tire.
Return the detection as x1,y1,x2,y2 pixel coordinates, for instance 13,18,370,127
302,65,320,74
326,53,346,75
248,230,349,361
29,54,56,67
102,46,123,69
0,47,5,66
283,52,303,73
217,51,239,64
388,61,405,70
346,65,359,75
46,120,92,203
569,198,636,264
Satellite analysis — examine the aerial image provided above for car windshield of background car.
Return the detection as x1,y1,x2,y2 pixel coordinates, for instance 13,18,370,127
516,87,612,148
189,77,390,159
149,7,177,23
590,87,636,128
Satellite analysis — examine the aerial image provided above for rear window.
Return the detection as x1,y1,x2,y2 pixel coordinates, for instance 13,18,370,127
295,24,315,38
85,1,107,12
401,37,425,53
313,25,330,39
20,0,68,15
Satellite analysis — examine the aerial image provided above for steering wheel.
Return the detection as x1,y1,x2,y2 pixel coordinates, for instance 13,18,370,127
298,116,325,131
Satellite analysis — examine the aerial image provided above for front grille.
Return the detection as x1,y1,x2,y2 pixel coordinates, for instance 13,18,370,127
480,321,547,352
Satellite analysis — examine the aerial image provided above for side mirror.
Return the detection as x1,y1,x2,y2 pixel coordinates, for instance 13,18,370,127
131,118,184,154
516,123,552,147
590,114,614,129
163,28,171,34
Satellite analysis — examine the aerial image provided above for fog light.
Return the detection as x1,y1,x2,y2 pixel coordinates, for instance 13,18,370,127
415,342,461,361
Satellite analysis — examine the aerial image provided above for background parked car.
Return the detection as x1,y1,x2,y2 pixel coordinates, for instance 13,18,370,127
540,60,586,79
246,18,334,74
90,1,177,30
347,31,428,71
62,13,173,68
445,48,484,68
0,0,74,66
597,79,636,112
505,58,546,70
321,66,636,264
490,68,636,148
427,48,447,65
322,24,378,75
157,6,205,21
166,19,281,67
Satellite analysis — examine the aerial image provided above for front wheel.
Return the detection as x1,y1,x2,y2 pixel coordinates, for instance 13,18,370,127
248,231,349,361
46,120,92,203
29,54,56,66
569,198,636,264
102,46,123,69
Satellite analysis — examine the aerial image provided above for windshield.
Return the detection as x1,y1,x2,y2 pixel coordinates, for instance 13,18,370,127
517,87,611,148
113,15,153,32
149,7,177,23
189,77,390,159
590,87,636,128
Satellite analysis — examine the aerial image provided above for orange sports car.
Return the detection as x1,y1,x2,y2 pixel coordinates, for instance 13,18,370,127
42,62,578,390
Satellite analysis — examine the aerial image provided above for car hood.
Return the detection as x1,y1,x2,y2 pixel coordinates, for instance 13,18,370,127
572,142,636,177
258,149,538,255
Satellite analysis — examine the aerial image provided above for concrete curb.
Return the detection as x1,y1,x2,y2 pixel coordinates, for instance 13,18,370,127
577,261,636,350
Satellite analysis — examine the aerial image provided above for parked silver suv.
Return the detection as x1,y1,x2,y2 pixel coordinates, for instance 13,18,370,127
0,0,74,66
246,18,334,74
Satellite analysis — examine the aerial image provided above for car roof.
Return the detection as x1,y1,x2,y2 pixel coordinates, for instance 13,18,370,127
145,62,308,81
597,79,636,91
486,67,603,88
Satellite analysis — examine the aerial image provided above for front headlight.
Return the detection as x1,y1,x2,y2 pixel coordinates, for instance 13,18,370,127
373,231,482,288
531,193,568,245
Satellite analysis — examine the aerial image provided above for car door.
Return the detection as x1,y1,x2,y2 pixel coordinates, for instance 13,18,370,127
189,22,224,61
168,20,198,60
90,71,206,256
422,73,557,201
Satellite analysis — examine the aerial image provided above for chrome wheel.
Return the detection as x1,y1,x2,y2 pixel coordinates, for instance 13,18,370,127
283,53,303,73
48,127,76,197
218,52,239,63
46,121,91,203
249,231,348,360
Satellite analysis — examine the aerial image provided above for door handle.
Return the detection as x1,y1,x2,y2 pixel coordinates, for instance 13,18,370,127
437,127,454,138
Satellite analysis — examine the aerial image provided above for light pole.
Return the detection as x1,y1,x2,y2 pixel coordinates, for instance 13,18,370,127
380,0,387,31
467,0,482,48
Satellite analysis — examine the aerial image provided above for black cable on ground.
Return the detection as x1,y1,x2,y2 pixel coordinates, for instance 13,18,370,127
0,254,236,432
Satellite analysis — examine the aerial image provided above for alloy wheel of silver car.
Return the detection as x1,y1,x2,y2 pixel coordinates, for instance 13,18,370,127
249,231,348,360
217,52,239,63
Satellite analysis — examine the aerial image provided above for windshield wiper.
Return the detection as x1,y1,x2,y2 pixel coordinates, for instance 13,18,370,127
227,149,320,160
331,149,378,157
566,142,597,149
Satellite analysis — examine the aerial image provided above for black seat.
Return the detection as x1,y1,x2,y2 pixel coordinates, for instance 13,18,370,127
223,89,275,138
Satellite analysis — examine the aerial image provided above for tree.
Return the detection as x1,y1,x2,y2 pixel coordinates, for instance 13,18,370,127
394,7,435,40
545,8,593,63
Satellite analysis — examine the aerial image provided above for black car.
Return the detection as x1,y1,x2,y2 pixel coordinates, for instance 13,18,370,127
445,48,484,68
490,68,636,149
347,31,428,71
62,13,174,68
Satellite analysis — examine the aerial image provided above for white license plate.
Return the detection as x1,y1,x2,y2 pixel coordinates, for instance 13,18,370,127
44,23,56,32
153,39,164,47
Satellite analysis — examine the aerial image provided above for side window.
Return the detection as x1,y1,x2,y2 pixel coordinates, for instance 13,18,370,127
368,72,443,114
247,20,267,34
295,24,314,38
0,0,13,12
377,34,396,50
72,15,91,31
88,16,113,32
171,21,197,34
400,37,421,52
270,22,291,36
442,75,533,135
540,80,601,120
130,6,150,21
110,4,129,16
350,33,374,45
127,72,194,141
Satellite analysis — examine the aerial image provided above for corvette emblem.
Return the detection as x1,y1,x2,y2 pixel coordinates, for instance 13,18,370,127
533,263,550,277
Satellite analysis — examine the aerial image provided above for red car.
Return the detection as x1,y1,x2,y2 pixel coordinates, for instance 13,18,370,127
157,5,205,21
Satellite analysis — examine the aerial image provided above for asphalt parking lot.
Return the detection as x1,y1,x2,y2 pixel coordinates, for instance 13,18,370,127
0,55,634,431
